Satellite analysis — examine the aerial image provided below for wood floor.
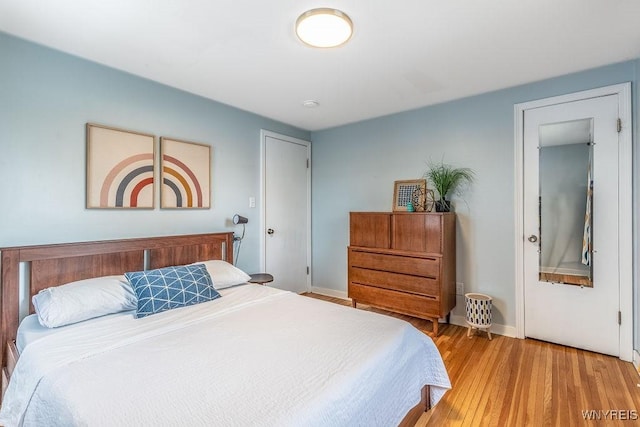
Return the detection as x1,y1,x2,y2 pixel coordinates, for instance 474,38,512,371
302,293,640,426
539,272,592,287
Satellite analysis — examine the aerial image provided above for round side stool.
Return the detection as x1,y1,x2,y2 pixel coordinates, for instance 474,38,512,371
465,293,492,340
248,273,273,285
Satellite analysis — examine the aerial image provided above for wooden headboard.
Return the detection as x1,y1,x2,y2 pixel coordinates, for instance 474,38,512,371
0,232,234,369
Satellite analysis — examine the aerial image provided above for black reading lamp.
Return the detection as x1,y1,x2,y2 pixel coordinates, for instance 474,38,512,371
232,214,248,265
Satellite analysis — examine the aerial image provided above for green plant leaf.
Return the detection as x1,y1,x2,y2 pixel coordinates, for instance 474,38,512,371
424,161,474,201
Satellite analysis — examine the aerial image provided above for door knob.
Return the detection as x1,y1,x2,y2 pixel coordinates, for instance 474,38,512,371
528,235,538,243
267,228,274,235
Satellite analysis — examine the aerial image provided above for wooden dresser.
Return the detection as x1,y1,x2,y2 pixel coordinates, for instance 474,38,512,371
348,212,456,335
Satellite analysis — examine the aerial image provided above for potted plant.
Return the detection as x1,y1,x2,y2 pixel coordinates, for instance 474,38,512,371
424,161,474,212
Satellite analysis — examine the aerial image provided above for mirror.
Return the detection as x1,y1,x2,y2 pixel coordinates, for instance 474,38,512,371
538,118,593,287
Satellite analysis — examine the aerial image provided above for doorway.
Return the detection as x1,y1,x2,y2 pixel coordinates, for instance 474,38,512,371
514,83,632,361
260,130,311,294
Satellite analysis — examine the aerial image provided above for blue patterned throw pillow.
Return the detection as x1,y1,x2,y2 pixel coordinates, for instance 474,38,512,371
125,264,220,318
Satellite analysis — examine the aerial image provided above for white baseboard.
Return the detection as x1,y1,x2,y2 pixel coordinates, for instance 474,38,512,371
309,289,517,337
450,314,517,338
310,286,349,300
633,350,640,377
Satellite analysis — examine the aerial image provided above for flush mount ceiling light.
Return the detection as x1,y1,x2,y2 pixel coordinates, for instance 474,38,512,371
296,8,353,48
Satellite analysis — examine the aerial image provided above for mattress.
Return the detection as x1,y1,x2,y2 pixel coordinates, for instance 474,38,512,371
1,284,450,426
15,314,55,354
16,311,135,353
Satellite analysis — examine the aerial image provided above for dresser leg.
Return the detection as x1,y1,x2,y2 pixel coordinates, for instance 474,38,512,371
351,299,357,308
432,319,439,336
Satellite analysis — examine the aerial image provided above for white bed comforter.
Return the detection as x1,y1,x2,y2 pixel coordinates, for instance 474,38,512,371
0,285,450,427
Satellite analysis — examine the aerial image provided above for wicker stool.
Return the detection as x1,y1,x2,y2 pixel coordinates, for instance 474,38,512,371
465,293,492,340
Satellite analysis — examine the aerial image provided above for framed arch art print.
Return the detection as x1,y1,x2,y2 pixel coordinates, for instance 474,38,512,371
160,137,211,209
86,123,155,209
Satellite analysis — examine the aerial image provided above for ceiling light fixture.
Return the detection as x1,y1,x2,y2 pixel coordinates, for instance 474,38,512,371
295,8,353,48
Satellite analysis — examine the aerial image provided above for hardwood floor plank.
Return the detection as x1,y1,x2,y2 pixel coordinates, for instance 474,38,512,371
541,344,553,426
617,359,640,406
466,334,508,426
574,350,589,416
583,350,609,415
301,293,640,425
525,341,543,424
485,337,516,426
565,347,580,426
497,338,524,426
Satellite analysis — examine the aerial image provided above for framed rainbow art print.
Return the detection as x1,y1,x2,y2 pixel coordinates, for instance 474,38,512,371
86,123,156,209
160,137,211,209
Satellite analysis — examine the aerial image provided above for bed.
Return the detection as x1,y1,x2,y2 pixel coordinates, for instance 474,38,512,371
0,232,450,426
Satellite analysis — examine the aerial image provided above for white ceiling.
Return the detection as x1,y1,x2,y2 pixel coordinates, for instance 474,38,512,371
1,0,640,131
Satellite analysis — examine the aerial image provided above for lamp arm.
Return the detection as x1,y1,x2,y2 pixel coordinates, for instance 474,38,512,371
234,224,245,265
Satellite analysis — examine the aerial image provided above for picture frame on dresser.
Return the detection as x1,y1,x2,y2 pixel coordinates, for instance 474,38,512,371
393,179,427,212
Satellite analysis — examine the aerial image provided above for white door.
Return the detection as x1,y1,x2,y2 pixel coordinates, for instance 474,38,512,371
523,95,622,356
261,131,311,294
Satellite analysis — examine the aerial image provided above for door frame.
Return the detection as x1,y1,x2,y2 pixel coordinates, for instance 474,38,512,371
259,130,312,291
513,83,632,361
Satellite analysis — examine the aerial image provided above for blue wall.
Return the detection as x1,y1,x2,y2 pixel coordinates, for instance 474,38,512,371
311,60,638,331
2,30,638,342
0,32,310,273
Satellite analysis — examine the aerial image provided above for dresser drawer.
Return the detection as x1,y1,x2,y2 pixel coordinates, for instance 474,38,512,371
349,283,440,318
349,249,440,278
350,267,439,296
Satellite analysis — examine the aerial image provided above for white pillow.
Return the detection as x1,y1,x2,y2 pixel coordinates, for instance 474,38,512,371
32,275,137,328
193,260,251,289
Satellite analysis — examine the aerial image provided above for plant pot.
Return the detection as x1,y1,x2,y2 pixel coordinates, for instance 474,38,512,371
435,199,451,212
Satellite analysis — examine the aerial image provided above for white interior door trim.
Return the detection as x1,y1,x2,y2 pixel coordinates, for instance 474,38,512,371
259,130,312,289
514,83,632,361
